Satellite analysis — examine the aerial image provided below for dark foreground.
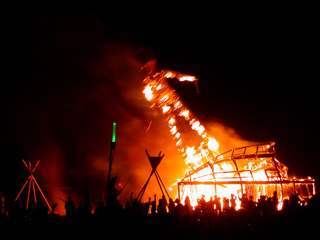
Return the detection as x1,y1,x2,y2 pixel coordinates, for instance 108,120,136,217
2,195,320,240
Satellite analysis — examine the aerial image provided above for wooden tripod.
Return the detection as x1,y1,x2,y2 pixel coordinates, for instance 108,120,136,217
15,160,52,211
136,150,170,202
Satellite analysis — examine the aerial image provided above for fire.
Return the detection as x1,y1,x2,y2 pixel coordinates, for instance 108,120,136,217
142,70,219,169
143,84,153,101
178,76,197,82
162,105,171,114
208,137,219,151
142,68,315,210
191,121,204,136
168,118,175,125
179,110,190,119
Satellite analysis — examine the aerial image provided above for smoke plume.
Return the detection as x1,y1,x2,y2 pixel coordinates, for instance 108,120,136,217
2,7,262,213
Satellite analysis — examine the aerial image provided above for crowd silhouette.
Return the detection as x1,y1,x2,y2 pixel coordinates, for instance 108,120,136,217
1,191,320,240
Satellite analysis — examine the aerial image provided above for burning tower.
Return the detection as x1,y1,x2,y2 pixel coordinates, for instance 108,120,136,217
142,64,315,208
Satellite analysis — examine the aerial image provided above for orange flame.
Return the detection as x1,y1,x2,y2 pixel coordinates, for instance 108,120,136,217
142,70,219,170
143,69,313,210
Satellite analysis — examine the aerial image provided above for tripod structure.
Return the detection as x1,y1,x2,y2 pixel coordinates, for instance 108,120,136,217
136,150,170,202
15,160,52,211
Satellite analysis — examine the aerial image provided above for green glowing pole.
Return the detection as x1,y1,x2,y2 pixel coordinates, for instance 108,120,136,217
111,122,116,147
107,123,116,205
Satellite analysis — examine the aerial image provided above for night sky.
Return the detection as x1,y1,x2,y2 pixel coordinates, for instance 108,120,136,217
1,2,319,206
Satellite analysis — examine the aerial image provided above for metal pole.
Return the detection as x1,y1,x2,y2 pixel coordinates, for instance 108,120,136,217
26,177,31,209
32,177,37,203
137,170,155,202
33,177,52,211
107,123,116,185
15,179,29,201
22,159,29,170
154,171,165,197
155,170,170,199
107,145,115,190
32,161,40,173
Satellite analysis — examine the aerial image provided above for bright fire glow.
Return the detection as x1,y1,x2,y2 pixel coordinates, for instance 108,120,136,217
208,137,219,151
178,76,197,82
143,85,153,101
142,70,218,168
142,69,314,210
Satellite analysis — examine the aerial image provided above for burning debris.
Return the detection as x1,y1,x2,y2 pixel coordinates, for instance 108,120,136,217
142,66,315,209
178,142,315,209
142,69,219,169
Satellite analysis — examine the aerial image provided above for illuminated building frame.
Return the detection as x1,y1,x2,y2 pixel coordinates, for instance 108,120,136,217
178,142,315,203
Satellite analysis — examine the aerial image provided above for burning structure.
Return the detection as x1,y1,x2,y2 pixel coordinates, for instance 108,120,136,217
142,66,315,208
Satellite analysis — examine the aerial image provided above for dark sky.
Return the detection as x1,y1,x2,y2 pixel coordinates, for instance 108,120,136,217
1,2,319,205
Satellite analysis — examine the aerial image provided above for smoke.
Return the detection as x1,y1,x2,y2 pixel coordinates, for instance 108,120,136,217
26,138,67,214
3,6,265,212
2,8,184,208
88,43,185,203
205,120,258,153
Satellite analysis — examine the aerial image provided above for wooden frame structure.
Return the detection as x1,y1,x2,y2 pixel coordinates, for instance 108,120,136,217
178,142,315,202
15,160,52,211
136,150,170,202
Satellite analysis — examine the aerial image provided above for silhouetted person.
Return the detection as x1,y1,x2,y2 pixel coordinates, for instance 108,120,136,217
240,194,248,210
174,198,184,215
222,197,229,213
207,196,215,215
151,195,157,214
199,194,206,210
157,198,166,214
230,194,237,211
272,191,279,211
290,192,301,208
0,194,4,215
184,196,192,215
282,199,290,213
148,195,156,214
82,185,93,216
124,201,131,215
258,195,267,218
75,200,85,218
94,201,106,218
168,198,175,214
247,195,258,218
308,193,320,212
65,196,75,217
213,195,221,215
84,202,92,217
50,203,58,215
266,197,274,217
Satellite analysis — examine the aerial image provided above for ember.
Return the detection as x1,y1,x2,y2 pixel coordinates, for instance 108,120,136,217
142,67,315,210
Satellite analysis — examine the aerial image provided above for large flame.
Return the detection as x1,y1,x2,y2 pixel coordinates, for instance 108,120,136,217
142,69,315,210
142,70,219,170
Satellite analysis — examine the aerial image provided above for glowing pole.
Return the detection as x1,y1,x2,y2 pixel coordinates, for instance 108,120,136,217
112,122,116,143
